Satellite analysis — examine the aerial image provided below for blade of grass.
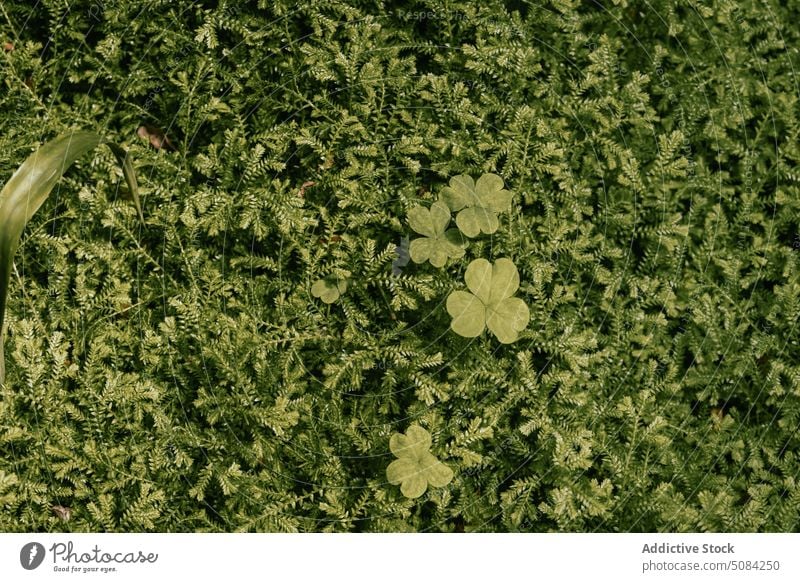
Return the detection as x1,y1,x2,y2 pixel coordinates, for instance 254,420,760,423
105,141,144,222
0,130,143,384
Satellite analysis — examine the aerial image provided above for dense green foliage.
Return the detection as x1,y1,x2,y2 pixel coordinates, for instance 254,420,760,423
0,131,142,385
1,0,799,532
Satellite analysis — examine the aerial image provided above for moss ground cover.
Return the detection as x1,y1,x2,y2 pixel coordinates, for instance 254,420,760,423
1,0,799,532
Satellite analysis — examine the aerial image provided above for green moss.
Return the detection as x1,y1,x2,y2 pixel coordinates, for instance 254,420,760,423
0,0,799,532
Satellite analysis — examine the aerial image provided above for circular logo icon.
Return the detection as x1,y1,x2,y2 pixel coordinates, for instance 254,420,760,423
20,542,46,570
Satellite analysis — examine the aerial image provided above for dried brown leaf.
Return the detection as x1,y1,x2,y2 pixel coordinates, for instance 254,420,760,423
137,124,176,151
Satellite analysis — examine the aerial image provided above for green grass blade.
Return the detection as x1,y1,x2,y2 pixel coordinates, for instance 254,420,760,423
0,130,142,384
105,141,143,222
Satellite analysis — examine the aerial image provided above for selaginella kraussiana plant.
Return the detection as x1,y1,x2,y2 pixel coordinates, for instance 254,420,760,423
0,131,142,384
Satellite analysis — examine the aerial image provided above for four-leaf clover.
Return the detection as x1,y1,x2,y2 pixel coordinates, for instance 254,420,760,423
311,277,348,303
447,258,530,343
441,173,513,237
386,424,453,498
407,200,467,267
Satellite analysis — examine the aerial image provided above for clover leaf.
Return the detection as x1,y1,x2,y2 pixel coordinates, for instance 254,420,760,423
386,424,453,499
446,258,530,343
407,200,467,268
441,173,513,237
311,277,348,303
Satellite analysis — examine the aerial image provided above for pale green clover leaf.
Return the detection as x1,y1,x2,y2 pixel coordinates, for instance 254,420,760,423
407,200,466,268
440,173,513,237
446,258,530,344
311,277,348,303
386,424,453,499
